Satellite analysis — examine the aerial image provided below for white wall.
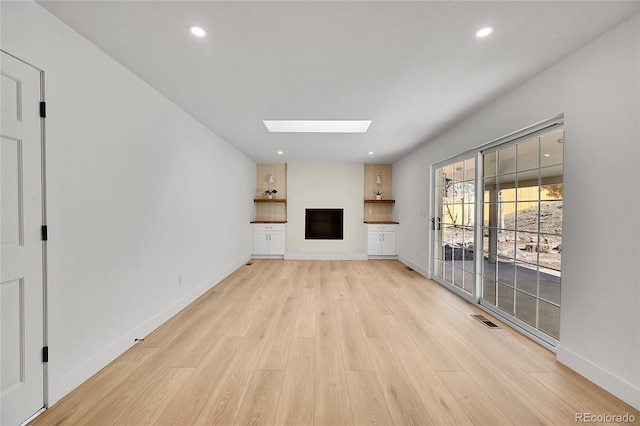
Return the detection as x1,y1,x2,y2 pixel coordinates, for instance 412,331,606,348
393,15,640,409
286,163,365,259
1,1,255,405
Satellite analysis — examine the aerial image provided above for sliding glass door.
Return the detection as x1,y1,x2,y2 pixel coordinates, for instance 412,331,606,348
480,128,563,341
433,156,476,298
431,121,563,345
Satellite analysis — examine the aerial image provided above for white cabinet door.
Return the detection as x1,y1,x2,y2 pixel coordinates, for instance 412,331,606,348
367,232,382,255
269,231,285,255
253,230,270,254
366,225,397,256
380,231,397,255
252,224,286,255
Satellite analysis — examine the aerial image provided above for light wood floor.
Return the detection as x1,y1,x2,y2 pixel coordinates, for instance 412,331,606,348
32,260,638,425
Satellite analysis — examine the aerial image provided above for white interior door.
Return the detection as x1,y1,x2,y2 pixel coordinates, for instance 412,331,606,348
1,51,45,426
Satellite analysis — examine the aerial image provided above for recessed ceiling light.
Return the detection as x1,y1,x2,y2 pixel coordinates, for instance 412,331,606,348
543,153,551,158
476,27,493,38
263,120,372,133
368,152,374,155
277,151,284,155
189,26,206,37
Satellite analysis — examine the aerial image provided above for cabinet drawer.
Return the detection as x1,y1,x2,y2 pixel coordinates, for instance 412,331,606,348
253,224,286,231
367,224,396,232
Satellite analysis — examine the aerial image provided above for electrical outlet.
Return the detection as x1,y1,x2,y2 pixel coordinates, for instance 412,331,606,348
178,274,183,285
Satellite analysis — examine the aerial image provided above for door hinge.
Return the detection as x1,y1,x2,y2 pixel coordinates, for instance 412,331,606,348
39,101,46,118
42,346,49,363
41,225,48,241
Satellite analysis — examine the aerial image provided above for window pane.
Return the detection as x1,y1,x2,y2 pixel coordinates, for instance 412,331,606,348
483,274,496,305
517,170,539,189
462,182,475,200
483,256,496,279
462,249,474,273
498,203,516,230
435,260,444,279
465,158,476,182
464,270,474,293
517,186,539,202
516,204,539,232
484,176,497,193
515,231,539,262
443,164,454,181
456,201,472,226
496,230,515,258
538,300,560,339
453,266,463,289
541,183,563,201
540,202,562,235
442,204,456,224
436,167,446,187
482,207,491,227
444,263,453,282
515,260,538,295
496,257,515,287
539,246,561,272
484,151,497,177
497,283,514,314
498,145,517,175
541,130,564,167
516,290,537,327
517,137,539,172
482,228,491,252
539,271,561,305
449,162,462,183
497,174,516,192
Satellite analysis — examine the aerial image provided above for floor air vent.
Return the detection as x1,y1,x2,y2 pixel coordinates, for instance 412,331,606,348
471,314,500,328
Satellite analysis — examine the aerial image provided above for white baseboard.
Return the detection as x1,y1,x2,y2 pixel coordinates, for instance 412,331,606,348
284,251,368,260
50,254,250,405
556,344,640,410
398,255,431,279
251,254,285,259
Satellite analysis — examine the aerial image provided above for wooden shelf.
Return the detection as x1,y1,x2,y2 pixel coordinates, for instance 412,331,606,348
254,198,287,203
364,199,395,204
251,220,288,224
364,221,399,224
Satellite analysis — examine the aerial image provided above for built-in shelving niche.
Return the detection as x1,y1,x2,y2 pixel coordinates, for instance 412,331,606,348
364,164,396,223
253,163,287,223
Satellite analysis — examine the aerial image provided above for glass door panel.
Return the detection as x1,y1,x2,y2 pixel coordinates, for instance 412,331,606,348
434,155,476,297
480,128,563,341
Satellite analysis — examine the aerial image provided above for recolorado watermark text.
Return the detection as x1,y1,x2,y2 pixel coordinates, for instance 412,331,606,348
575,413,636,423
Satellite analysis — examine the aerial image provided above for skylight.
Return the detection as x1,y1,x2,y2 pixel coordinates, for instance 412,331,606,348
263,120,372,133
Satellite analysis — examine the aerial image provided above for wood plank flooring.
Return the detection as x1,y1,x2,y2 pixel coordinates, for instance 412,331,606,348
31,260,639,425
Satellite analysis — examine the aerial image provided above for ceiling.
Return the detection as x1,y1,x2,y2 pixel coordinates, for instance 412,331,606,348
38,1,639,164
